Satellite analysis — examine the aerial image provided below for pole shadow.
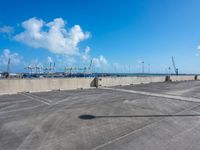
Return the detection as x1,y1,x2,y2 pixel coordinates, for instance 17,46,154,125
79,114,200,120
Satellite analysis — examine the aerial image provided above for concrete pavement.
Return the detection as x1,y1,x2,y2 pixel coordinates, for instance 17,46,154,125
1,81,200,150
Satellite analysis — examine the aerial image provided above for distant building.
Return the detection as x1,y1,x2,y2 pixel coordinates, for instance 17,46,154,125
0,72,22,78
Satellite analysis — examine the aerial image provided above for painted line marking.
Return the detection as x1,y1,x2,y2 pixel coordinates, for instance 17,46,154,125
0,104,44,115
100,87,200,103
53,98,71,105
19,93,51,105
92,97,200,150
24,92,52,103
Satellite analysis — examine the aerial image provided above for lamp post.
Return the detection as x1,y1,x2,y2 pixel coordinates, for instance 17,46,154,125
141,61,144,74
148,64,150,74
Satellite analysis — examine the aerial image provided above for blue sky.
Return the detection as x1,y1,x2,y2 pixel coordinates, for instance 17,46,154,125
0,0,200,73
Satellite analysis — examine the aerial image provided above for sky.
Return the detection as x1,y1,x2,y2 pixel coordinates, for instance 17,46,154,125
0,0,200,73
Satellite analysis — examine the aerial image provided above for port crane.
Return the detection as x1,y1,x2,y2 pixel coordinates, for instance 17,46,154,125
24,65,34,74
64,66,77,74
44,62,55,73
88,59,93,70
25,65,43,74
2,57,11,78
84,59,93,74
172,56,178,75
64,59,93,75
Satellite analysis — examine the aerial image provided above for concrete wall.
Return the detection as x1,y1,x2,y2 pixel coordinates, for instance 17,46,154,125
97,76,166,87
170,75,195,82
0,75,198,95
0,78,96,95
197,75,200,80
97,75,198,87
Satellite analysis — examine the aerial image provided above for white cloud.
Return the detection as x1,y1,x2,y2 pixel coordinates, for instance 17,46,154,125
0,49,21,65
82,46,91,62
81,46,108,68
93,55,108,68
56,55,76,66
14,17,90,55
196,46,200,57
2,17,109,70
0,26,14,34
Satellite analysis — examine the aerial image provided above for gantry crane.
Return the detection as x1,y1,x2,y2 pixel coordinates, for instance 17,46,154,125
64,59,93,75
172,56,178,75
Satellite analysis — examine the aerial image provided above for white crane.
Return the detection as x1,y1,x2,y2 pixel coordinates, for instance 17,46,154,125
64,66,77,74
172,56,178,75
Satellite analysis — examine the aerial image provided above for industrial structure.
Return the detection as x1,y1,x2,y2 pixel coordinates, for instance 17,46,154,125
0,55,188,79
172,56,179,75
64,59,93,77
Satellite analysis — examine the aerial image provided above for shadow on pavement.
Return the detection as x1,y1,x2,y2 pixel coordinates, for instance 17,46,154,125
79,114,200,120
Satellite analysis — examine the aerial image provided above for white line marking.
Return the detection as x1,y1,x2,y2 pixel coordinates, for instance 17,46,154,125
19,93,51,105
53,97,76,105
92,98,200,150
24,92,52,103
0,104,44,115
100,87,200,103
53,98,70,105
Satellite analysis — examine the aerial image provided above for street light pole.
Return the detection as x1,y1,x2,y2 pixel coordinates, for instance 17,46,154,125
148,64,150,74
142,61,144,74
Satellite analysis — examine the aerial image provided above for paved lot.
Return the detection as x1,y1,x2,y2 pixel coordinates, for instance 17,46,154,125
1,81,200,150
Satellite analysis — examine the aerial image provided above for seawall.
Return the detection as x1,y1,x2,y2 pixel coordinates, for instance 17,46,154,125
0,75,198,95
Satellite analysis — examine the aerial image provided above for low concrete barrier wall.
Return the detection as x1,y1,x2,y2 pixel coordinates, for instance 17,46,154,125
0,75,198,95
170,75,195,81
0,78,96,95
97,76,166,87
97,75,198,87
197,75,200,80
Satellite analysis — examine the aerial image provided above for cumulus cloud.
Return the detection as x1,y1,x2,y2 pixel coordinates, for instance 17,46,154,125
0,17,109,70
55,55,76,66
80,46,108,68
93,55,108,68
82,46,91,62
0,26,14,34
196,46,200,56
14,17,90,55
0,49,21,65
